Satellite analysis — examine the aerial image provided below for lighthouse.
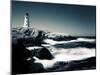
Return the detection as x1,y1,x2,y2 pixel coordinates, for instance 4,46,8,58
23,13,30,28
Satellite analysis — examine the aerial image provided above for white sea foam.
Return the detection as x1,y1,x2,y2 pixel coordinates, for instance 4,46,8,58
77,38,95,42
27,38,96,69
43,38,95,45
34,47,95,69
26,46,42,51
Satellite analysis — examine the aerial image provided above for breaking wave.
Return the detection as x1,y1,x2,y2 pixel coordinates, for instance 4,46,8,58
43,38,95,45
27,38,95,69
34,47,95,69
34,38,95,69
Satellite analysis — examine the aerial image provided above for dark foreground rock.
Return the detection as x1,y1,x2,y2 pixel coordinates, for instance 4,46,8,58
12,38,46,74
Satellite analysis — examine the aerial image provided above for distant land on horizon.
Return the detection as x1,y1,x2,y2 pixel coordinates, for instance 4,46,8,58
12,26,96,37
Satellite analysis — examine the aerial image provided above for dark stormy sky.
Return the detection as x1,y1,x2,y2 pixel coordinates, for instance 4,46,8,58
11,1,96,36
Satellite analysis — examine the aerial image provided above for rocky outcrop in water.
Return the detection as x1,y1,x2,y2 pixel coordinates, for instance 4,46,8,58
31,47,54,60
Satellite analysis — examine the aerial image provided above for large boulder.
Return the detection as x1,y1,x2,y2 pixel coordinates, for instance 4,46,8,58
32,47,54,60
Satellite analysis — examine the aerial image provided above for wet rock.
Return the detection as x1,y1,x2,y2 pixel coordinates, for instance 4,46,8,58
33,47,54,60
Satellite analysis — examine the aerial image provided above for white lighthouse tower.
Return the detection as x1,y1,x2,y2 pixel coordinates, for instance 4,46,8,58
23,13,30,28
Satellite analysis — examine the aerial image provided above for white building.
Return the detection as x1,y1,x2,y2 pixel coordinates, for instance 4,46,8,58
23,13,30,28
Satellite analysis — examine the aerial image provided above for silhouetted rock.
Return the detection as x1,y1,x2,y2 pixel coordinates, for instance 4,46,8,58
33,47,54,60
12,38,45,74
12,38,32,74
